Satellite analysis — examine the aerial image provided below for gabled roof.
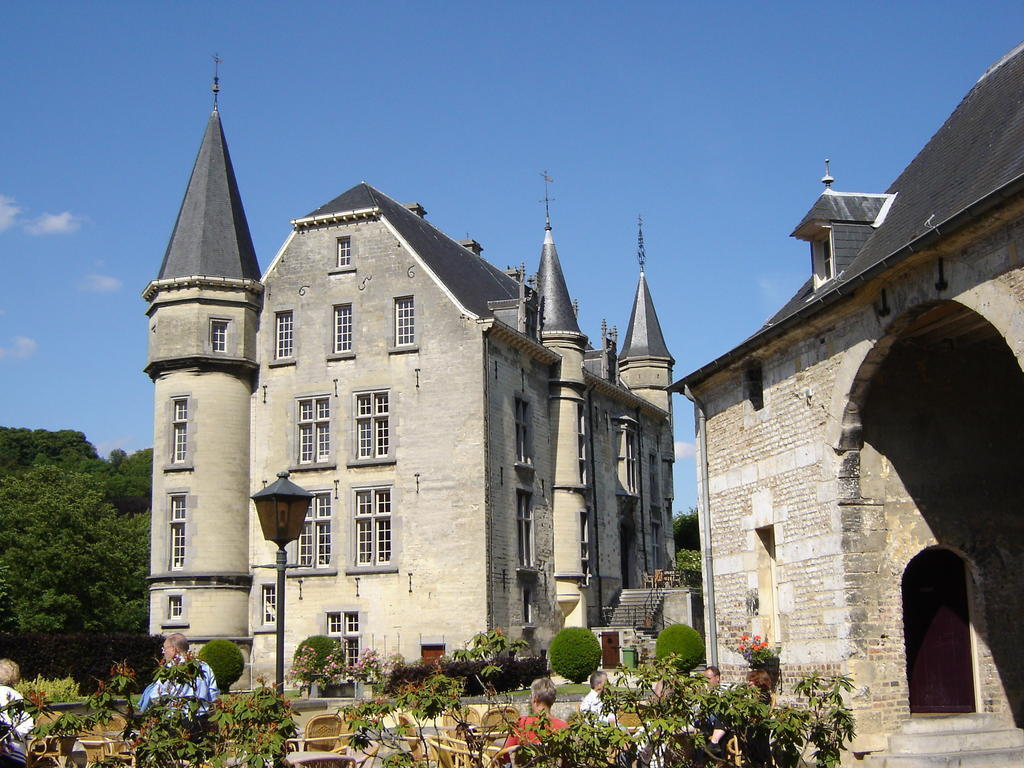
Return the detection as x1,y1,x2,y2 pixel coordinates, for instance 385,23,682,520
300,183,520,317
536,227,582,334
620,271,672,362
790,190,892,240
157,110,260,281
673,41,1024,391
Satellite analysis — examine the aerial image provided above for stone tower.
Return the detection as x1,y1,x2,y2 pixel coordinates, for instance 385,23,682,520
618,267,674,412
144,107,262,640
535,222,590,627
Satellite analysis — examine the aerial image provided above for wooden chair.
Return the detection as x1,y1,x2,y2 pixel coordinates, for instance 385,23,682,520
288,713,352,753
725,734,743,767
479,706,518,734
429,737,513,768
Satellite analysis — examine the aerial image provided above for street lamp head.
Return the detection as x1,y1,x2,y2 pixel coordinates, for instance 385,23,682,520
251,471,314,547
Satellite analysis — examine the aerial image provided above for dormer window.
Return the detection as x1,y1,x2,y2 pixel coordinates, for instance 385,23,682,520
811,230,834,287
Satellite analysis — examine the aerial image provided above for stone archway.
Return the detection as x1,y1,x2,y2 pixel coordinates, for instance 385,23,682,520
847,299,1024,726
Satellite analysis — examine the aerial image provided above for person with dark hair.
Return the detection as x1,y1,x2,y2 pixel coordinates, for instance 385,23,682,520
0,659,32,768
743,668,773,768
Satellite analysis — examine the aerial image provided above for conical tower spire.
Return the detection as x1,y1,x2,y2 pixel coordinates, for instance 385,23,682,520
157,109,260,281
620,220,672,362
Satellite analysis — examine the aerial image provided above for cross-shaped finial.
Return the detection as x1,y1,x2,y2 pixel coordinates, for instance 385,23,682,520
540,171,554,230
212,54,223,109
637,214,647,273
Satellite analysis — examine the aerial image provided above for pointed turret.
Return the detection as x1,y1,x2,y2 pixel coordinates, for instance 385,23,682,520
536,226,582,335
157,109,260,281
619,272,672,362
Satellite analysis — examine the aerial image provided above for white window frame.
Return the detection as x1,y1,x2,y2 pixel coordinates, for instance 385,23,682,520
167,595,183,621
333,304,353,354
355,391,390,460
523,586,533,625
171,398,188,464
577,402,587,484
169,494,187,570
394,296,415,346
516,490,533,567
812,230,834,286
355,487,392,566
210,319,228,353
298,493,332,568
580,510,591,577
261,584,277,625
298,397,331,464
336,236,352,268
276,311,294,359
514,397,531,464
326,611,344,635
343,612,360,666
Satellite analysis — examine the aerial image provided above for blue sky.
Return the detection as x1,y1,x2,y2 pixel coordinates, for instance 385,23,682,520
2,2,1022,510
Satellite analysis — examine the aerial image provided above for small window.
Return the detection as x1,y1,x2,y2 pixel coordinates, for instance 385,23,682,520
516,490,533,567
812,232,834,285
334,304,353,353
580,510,591,577
276,311,294,359
167,595,183,620
210,320,228,353
514,397,531,464
744,361,764,411
261,584,277,625
343,611,360,665
171,398,189,463
577,403,587,484
336,237,352,268
624,430,638,493
523,586,533,625
298,397,331,464
355,487,392,566
394,297,415,346
651,519,662,570
169,494,187,570
298,493,332,568
326,611,343,635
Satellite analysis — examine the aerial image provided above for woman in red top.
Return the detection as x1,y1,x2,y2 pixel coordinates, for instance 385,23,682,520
502,677,568,762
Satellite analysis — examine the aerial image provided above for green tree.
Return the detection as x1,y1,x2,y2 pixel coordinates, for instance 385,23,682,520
0,466,150,632
673,507,700,551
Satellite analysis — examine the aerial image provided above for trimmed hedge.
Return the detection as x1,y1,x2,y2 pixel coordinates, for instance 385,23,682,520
0,633,162,693
199,639,245,692
294,635,339,668
384,657,548,696
549,627,601,683
655,624,705,672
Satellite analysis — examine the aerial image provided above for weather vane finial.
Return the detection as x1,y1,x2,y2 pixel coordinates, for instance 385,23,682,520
637,214,646,273
212,54,223,109
540,171,554,230
822,158,834,190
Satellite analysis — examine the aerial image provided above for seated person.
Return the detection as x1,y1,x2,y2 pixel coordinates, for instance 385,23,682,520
698,665,728,764
579,671,616,724
501,678,567,763
0,659,33,768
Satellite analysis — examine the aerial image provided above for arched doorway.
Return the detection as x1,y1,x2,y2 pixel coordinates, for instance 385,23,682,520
902,549,975,713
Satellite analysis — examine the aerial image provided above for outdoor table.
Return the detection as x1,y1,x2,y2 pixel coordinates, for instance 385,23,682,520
286,750,357,766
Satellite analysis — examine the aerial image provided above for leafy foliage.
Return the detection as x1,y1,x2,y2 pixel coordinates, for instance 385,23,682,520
674,548,702,587
0,633,161,693
0,466,150,631
199,639,245,692
13,674,80,703
384,656,548,695
673,507,700,550
451,629,528,662
548,627,601,683
655,623,705,671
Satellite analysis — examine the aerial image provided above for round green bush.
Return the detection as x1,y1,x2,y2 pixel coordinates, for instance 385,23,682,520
198,639,245,692
294,635,339,671
548,627,601,683
655,624,705,671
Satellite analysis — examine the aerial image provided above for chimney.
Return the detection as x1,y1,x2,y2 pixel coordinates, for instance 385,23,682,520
403,202,428,218
458,238,484,256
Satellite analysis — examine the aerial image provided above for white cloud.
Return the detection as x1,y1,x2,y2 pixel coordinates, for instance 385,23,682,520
0,336,37,360
80,273,123,293
25,211,83,235
0,195,21,232
675,440,695,460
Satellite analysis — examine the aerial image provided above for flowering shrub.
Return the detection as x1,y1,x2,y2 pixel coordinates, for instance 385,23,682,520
737,634,779,666
289,641,347,688
349,649,401,686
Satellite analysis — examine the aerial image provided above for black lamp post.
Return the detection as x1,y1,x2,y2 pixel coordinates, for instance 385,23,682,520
251,471,313,691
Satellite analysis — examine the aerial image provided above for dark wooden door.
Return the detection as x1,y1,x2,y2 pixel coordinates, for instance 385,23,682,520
421,645,445,666
902,549,975,713
601,631,620,668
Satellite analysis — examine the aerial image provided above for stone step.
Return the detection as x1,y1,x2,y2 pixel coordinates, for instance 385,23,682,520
870,746,1024,768
888,727,1024,754
899,714,1010,734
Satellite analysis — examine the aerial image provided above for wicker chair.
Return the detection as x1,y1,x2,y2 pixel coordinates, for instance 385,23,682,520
479,706,519,734
287,713,352,753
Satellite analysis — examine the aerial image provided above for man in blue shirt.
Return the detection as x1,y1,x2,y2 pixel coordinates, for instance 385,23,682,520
139,633,219,734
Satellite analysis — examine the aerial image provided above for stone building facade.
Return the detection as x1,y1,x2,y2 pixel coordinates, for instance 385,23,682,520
144,106,674,680
672,44,1024,760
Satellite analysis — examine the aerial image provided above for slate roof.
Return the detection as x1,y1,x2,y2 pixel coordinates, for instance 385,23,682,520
620,271,672,362
790,191,891,239
157,110,260,281
536,227,582,334
303,183,520,317
674,41,1024,389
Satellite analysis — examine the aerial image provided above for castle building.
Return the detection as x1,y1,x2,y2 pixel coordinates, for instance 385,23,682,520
672,43,1024,762
144,103,674,679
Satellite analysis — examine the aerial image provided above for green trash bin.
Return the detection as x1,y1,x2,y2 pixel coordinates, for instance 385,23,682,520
621,647,638,668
